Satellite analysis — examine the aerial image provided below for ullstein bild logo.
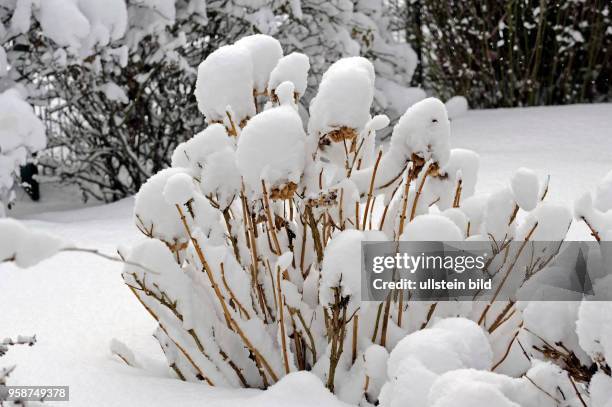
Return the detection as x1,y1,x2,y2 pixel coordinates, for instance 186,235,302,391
360,241,608,302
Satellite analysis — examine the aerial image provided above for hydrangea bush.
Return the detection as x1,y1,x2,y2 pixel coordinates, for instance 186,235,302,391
115,35,611,405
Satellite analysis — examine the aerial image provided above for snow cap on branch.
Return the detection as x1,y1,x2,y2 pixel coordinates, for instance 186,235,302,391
308,57,375,138
0,218,65,267
401,214,463,241
236,34,283,94
171,124,233,173
195,44,256,126
269,52,310,99
134,167,191,244
391,97,451,168
510,168,540,211
236,104,306,197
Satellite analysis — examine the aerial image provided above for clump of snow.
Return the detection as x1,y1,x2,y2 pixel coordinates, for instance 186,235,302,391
516,202,571,240
381,318,492,407
163,173,197,205
236,34,283,94
510,168,540,211
0,89,46,155
275,81,297,108
236,105,306,196
110,338,140,367
401,214,463,241
269,52,310,99
320,230,386,314
194,45,256,126
308,57,375,137
133,167,190,244
577,301,612,363
0,218,65,267
444,96,468,120
482,187,516,241
171,124,233,173
199,149,241,209
38,0,90,49
0,89,46,207
99,82,128,104
214,371,348,407
37,0,128,55
391,97,451,168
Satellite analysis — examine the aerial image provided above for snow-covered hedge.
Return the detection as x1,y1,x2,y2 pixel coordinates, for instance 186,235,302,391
121,35,612,405
0,90,45,215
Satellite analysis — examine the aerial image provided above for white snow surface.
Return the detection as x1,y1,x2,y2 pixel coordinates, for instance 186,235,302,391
2,103,611,405
236,105,306,195
194,45,256,125
268,52,310,97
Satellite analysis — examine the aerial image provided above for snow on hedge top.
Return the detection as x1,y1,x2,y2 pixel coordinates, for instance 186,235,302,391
0,219,65,268
236,34,283,94
308,57,375,136
236,105,306,195
195,44,256,125
391,97,451,167
0,90,46,154
269,52,310,98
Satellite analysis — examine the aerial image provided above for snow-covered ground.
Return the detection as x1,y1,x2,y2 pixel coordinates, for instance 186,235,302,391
1,103,611,406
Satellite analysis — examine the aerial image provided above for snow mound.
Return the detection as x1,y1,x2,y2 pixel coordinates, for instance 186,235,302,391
381,318,492,407
212,372,350,407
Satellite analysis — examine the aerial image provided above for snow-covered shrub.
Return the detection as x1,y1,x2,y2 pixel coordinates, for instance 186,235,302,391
0,90,45,215
1,0,421,202
121,36,612,405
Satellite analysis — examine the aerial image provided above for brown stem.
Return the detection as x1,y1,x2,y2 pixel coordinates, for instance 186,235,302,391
262,181,282,255
478,223,538,325
276,266,291,374
362,151,383,230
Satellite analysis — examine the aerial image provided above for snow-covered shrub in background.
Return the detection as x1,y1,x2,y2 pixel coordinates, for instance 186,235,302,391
1,0,422,203
0,90,45,215
119,35,612,405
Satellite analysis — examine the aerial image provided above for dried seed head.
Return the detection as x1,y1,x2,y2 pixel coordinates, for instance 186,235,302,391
270,182,298,200
327,126,357,143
